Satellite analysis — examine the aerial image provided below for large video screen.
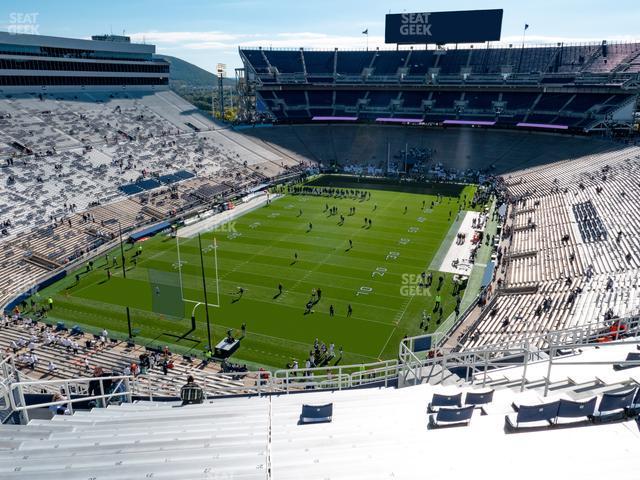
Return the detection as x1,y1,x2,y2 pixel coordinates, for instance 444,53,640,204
385,9,503,45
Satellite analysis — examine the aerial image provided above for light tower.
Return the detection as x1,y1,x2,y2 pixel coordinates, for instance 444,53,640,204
216,63,226,120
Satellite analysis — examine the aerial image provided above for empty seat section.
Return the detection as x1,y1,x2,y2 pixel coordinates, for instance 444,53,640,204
264,51,303,74
276,91,307,107
367,91,399,107
371,51,407,75
306,91,334,107
407,50,436,75
336,51,374,75
432,91,462,110
334,91,362,107
302,51,335,77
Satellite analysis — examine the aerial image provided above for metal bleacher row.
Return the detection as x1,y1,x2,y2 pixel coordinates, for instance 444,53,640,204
2,339,640,479
459,146,640,351
0,318,257,398
0,90,309,308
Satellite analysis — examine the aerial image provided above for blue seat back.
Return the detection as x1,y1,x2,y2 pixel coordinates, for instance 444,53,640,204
465,390,494,406
516,401,560,423
615,352,640,370
431,392,462,408
436,405,474,423
598,389,637,413
300,403,333,423
557,397,596,418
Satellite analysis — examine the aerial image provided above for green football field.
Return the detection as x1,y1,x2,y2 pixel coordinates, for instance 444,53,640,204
34,177,481,369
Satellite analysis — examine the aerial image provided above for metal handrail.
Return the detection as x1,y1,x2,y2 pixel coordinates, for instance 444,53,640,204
9,374,134,423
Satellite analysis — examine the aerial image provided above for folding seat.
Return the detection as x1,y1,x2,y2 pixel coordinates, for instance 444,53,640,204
555,397,597,424
504,400,560,430
427,392,462,413
428,405,475,428
591,388,637,422
299,403,333,425
612,352,640,371
464,389,495,414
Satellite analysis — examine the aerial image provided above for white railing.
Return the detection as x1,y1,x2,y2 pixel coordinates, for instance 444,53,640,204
127,359,400,400
397,313,640,391
0,355,18,423
9,374,133,423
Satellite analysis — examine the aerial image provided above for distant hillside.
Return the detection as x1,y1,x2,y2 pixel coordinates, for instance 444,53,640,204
155,54,235,90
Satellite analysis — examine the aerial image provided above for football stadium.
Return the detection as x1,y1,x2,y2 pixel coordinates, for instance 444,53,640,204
1,2,640,478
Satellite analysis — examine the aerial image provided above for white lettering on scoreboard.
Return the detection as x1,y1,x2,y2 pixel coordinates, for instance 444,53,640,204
400,13,432,36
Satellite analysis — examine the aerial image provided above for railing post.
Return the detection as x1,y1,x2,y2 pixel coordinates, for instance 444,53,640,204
520,342,529,393
99,378,105,408
544,344,555,397
338,367,342,390
126,377,132,403
18,383,29,425
482,351,488,387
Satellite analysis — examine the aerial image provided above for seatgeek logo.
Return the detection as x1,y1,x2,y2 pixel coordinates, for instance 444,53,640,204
399,13,432,37
8,12,40,35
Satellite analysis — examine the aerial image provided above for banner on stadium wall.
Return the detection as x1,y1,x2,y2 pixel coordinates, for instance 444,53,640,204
385,9,503,45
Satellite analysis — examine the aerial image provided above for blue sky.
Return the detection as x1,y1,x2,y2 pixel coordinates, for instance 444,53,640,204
1,0,638,74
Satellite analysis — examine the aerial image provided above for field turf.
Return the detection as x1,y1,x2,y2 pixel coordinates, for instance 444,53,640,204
34,179,479,369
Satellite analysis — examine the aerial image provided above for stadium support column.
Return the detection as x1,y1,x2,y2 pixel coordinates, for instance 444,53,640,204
118,221,126,279
198,233,213,350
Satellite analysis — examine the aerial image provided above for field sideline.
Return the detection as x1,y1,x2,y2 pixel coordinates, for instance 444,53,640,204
33,178,482,368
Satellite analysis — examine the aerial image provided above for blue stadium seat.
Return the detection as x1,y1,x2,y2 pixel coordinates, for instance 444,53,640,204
535,93,574,111
336,51,374,75
429,405,474,428
555,397,597,424
242,49,270,74
438,50,469,75
431,91,462,110
505,400,560,430
300,403,333,424
501,92,537,110
277,90,307,106
302,51,335,78
264,51,303,74
427,392,462,413
367,91,399,108
307,90,334,107
334,91,362,106
371,51,408,75
464,390,494,407
592,389,637,422
406,50,436,76
465,93,499,110
627,389,640,416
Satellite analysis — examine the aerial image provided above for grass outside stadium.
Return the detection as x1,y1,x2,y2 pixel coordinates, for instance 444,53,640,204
29,175,488,369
